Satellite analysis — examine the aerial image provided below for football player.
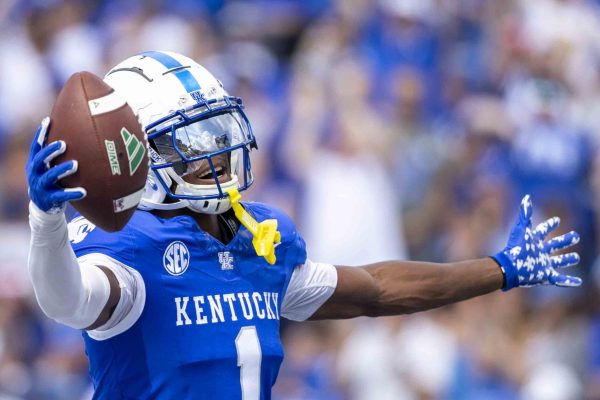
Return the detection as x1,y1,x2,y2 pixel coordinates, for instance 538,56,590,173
26,51,582,399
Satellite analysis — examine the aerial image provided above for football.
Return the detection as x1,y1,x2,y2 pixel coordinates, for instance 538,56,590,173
47,71,148,232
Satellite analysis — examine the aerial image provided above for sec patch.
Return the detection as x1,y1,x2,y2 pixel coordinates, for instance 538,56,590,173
163,241,190,276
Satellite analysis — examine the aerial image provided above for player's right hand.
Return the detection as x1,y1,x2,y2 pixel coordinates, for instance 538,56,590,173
26,117,86,214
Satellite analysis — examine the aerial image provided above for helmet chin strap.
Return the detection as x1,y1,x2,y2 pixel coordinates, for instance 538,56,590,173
174,174,239,215
185,198,232,214
139,198,189,211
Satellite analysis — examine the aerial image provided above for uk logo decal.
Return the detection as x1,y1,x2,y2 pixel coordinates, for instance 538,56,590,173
218,251,234,270
164,241,190,276
190,90,206,104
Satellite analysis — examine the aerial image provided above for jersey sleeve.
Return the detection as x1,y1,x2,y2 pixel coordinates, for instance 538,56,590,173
281,259,338,321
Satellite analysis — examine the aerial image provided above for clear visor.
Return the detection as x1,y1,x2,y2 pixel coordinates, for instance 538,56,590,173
152,110,251,177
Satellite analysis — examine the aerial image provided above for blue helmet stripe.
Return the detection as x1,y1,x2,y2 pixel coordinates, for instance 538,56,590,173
141,51,201,93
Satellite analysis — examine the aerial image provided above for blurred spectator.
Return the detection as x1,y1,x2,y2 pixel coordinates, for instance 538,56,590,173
291,58,407,265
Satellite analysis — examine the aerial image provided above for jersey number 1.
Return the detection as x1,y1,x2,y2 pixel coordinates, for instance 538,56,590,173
235,326,261,399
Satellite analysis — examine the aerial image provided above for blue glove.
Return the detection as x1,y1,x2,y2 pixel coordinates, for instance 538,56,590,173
492,195,582,290
26,117,86,214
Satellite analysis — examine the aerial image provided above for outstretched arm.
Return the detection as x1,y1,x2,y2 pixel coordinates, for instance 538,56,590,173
312,258,502,319
311,195,581,320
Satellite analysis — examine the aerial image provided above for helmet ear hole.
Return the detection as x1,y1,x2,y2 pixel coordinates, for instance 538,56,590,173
139,171,169,210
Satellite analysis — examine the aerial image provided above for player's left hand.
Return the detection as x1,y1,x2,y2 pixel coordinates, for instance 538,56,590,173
492,195,582,291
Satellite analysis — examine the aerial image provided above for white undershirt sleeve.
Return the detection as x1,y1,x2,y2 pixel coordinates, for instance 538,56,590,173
281,259,338,321
28,202,144,337
28,201,110,329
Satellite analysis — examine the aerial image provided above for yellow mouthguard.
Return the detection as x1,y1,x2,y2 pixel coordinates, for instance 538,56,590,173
227,188,281,265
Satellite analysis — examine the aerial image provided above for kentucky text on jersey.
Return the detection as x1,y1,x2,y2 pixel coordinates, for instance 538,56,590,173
174,292,280,326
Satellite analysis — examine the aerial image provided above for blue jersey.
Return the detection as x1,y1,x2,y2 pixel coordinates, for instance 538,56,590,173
70,202,307,399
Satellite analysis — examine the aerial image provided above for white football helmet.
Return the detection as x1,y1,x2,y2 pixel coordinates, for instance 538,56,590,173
103,51,256,214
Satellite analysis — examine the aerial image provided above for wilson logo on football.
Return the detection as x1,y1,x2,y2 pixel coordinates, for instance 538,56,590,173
163,241,190,276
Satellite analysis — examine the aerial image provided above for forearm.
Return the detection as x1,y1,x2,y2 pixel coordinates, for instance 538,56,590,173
27,202,110,328
311,258,503,319
364,258,503,316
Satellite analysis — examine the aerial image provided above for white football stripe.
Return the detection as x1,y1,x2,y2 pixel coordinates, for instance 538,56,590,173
113,187,145,213
38,117,50,146
88,91,127,116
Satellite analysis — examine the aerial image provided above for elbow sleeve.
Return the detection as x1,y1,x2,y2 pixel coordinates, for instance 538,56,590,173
56,263,111,329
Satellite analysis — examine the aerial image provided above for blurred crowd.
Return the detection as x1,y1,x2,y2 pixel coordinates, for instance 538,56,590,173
1,0,600,399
